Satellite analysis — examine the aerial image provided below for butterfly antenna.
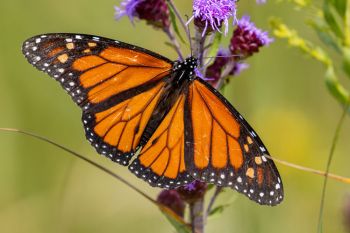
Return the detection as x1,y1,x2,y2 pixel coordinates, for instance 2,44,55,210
185,15,193,57
203,54,243,59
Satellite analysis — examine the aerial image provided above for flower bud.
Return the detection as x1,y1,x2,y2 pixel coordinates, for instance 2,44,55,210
177,180,207,203
157,189,185,217
115,0,170,29
230,15,273,57
205,49,249,86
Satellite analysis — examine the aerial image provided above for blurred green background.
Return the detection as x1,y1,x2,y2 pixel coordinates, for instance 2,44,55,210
1,0,350,232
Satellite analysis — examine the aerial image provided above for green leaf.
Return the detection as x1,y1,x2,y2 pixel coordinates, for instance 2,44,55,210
323,1,344,39
270,18,350,109
208,203,232,218
329,0,347,19
206,183,215,191
206,33,222,61
159,206,191,233
164,41,177,50
209,206,225,217
344,2,350,46
342,47,350,78
308,19,341,53
324,65,350,107
167,2,186,44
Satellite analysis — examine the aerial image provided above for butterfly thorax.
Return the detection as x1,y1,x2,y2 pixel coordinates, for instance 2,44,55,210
172,56,198,85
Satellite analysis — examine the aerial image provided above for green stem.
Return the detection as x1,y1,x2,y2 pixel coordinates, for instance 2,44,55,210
317,103,350,233
0,128,156,203
205,186,223,217
166,0,191,43
164,27,184,60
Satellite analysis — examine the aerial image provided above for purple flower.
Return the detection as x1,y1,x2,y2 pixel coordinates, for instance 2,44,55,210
189,0,237,36
230,15,273,57
205,49,248,86
157,190,185,217
232,62,249,76
256,0,267,4
114,0,170,29
114,0,141,22
177,180,207,203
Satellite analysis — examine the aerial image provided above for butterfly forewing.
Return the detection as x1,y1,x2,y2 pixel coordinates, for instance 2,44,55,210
22,33,173,165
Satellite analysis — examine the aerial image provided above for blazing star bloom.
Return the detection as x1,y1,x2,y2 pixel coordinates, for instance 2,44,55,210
206,49,248,86
189,0,237,36
157,190,185,217
177,180,207,203
231,62,249,75
230,15,273,57
114,0,170,29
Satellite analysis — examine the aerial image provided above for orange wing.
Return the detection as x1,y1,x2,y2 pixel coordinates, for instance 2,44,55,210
22,34,172,165
185,79,283,206
129,94,193,188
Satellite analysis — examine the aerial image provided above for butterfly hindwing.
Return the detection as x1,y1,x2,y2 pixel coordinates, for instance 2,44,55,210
185,79,283,206
22,33,173,165
129,91,194,188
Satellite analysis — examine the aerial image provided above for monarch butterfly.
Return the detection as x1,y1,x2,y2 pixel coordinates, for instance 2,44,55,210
22,33,283,206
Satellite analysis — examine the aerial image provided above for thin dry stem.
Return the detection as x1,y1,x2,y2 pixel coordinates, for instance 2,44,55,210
317,103,350,233
0,127,190,229
205,186,223,219
190,198,205,233
164,27,184,60
264,154,350,184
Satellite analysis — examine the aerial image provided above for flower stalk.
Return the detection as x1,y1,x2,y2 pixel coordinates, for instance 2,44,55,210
190,199,205,233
